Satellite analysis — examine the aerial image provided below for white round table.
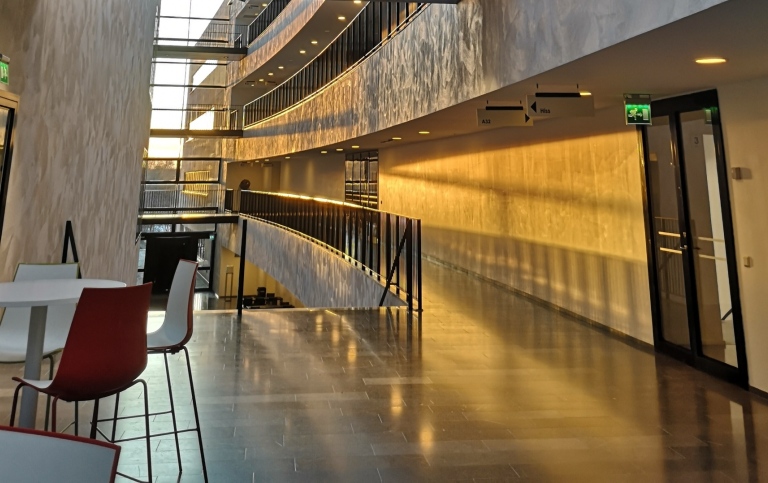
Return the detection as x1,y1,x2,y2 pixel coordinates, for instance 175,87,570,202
0,278,125,428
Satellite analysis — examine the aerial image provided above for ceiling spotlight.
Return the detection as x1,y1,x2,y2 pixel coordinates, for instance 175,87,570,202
321,151,328,154
418,131,430,135
354,0,362,3
338,16,346,20
258,78,264,82
336,148,344,152
300,50,306,54
311,40,318,45
696,57,727,64
278,66,284,70
392,137,402,141
285,156,290,159
268,72,274,76
352,145,360,149
579,91,592,96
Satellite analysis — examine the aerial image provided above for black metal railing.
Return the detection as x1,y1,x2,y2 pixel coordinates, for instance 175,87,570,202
247,0,292,46
224,189,235,212
243,2,425,127
151,104,242,131
141,184,226,214
238,190,422,312
154,17,247,48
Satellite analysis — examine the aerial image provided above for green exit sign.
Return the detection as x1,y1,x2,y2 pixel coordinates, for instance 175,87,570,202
0,61,8,86
625,94,652,125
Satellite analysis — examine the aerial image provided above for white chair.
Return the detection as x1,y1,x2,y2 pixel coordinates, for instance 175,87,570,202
0,425,121,483
0,263,79,428
112,260,208,481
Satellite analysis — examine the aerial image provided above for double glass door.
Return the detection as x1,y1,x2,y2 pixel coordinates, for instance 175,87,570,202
0,91,18,242
643,90,747,385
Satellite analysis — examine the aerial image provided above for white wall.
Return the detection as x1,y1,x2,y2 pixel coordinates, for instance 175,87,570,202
380,108,653,343
719,76,768,392
280,156,345,201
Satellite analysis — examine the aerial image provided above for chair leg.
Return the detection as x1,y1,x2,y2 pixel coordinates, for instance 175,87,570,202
74,401,79,436
51,397,60,433
183,346,208,482
111,392,120,443
163,351,182,472
139,381,153,483
9,384,22,426
44,354,54,431
90,398,100,439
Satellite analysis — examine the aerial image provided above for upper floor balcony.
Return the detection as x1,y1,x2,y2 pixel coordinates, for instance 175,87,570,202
153,15,248,61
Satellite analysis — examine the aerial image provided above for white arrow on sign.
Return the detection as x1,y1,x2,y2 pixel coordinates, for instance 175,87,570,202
526,94,594,118
477,107,533,128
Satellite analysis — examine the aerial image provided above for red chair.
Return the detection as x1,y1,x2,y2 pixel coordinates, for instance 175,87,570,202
0,425,121,483
9,284,153,483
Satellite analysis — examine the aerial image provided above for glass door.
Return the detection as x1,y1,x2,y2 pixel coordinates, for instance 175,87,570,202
0,91,18,242
642,90,748,385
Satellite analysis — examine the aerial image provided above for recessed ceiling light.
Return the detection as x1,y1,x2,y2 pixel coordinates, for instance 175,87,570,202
392,137,402,140
354,0,362,3
418,131,430,135
258,78,264,82
336,148,344,152
285,156,290,159
338,16,346,20
268,72,274,76
696,57,727,65
311,40,318,45
278,66,284,70
352,145,360,149
579,91,592,96
300,50,306,54
321,151,328,154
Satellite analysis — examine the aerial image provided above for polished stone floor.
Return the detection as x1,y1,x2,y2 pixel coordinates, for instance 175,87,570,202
2,260,768,482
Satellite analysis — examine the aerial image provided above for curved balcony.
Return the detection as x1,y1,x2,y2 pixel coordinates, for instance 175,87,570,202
242,2,427,128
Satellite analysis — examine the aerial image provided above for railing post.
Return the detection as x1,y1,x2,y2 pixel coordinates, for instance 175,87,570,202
417,219,422,313
406,219,414,312
237,219,247,317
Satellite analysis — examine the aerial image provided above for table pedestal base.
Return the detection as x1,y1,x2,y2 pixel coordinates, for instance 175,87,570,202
19,305,47,429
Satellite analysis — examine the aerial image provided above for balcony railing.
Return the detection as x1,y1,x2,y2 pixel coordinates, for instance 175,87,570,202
238,190,422,312
247,0,292,46
151,105,243,131
154,17,248,48
141,184,226,214
243,2,426,127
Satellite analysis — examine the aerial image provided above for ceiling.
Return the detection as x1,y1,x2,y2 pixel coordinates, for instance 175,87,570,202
230,0,367,106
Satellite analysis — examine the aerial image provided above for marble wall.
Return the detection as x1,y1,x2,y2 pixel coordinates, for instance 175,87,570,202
220,217,405,308
232,0,725,161
0,0,158,284
379,108,653,343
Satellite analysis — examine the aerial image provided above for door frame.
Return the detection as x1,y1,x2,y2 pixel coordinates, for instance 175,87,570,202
0,91,19,243
640,89,749,387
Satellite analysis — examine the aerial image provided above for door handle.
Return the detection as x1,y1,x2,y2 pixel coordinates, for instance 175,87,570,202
677,244,688,251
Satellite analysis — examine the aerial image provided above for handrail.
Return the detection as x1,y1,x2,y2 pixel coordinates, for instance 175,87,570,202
246,0,292,46
154,17,247,49
238,190,422,312
151,105,242,131
243,1,426,127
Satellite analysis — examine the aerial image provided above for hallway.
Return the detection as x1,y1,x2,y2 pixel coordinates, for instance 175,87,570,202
2,260,767,481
